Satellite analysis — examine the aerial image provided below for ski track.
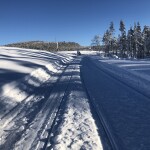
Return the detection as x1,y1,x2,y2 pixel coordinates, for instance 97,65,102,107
0,63,70,149
0,47,75,149
2,49,150,150
81,56,150,150
0,53,103,150
48,57,103,150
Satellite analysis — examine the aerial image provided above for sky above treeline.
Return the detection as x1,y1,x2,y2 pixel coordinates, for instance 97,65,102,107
0,0,150,46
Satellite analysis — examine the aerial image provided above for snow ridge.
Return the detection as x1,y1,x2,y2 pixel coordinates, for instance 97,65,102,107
91,56,150,98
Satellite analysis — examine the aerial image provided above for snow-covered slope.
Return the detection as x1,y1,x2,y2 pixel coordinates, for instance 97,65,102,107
0,47,74,117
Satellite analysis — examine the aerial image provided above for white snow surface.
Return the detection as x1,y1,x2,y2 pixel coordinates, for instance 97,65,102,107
92,56,150,97
0,46,73,105
0,47,102,149
51,60,102,150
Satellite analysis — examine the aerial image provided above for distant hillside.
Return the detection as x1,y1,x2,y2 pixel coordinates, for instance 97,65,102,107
6,41,81,51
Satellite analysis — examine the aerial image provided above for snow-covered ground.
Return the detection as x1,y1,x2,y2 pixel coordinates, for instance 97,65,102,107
91,56,150,98
81,56,150,149
0,46,74,87
59,50,98,56
99,57,150,81
1,47,150,149
0,47,102,150
0,46,74,118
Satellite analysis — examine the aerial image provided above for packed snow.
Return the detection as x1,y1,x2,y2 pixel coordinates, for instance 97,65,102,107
0,47,74,118
0,47,102,150
92,56,150,98
1,47,150,150
50,58,102,150
81,56,150,149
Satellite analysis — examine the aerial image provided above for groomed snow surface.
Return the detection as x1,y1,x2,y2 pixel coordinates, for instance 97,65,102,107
1,47,150,150
0,47,102,150
50,59,102,149
93,55,150,98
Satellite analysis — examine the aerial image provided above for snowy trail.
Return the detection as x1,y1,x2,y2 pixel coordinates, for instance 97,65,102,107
0,55,103,150
2,48,150,150
48,57,103,150
0,59,73,149
81,56,150,150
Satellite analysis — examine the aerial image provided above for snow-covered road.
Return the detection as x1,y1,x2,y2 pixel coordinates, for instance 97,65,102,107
0,48,102,150
1,47,150,150
81,56,150,150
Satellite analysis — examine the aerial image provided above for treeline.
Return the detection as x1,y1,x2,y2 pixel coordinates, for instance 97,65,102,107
92,21,150,59
6,41,81,51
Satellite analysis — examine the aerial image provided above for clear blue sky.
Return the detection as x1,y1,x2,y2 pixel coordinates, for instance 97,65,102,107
0,0,150,46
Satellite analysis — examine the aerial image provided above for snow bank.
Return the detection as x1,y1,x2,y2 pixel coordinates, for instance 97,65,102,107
0,47,74,118
92,56,150,98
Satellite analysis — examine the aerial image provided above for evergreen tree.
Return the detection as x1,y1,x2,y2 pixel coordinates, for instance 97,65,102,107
127,27,134,57
143,26,150,57
102,30,110,54
102,22,116,55
132,22,144,58
112,37,118,55
98,21,150,58
119,20,127,57
136,22,144,58
109,21,116,54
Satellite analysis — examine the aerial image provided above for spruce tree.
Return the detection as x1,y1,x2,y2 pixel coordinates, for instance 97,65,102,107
143,26,150,57
136,22,144,58
102,30,110,54
127,27,134,57
119,20,127,57
109,21,115,54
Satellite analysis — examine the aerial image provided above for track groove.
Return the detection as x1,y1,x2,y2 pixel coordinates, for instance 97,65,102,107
43,64,76,150
80,67,119,150
0,60,76,150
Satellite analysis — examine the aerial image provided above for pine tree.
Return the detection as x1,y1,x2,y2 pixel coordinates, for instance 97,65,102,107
132,22,144,58
112,37,118,55
102,22,116,55
119,20,127,57
136,22,144,58
102,30,110,54
143,26,150,57
127,27,134,57
109,21,116,54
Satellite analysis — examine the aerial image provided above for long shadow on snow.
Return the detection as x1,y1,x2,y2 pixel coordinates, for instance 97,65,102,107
0,61,82,149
